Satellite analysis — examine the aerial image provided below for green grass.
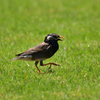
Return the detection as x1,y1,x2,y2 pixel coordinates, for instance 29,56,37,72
0,0,100,99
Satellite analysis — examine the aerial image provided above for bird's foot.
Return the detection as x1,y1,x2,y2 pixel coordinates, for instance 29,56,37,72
39,71,45,74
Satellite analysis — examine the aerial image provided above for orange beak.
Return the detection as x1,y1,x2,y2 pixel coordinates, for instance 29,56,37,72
60,36,64,38
59,36,64,41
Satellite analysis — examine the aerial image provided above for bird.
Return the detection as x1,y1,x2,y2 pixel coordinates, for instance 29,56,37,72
11,33,64,73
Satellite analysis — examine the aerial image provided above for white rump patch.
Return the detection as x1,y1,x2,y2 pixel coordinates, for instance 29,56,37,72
23,55,32,58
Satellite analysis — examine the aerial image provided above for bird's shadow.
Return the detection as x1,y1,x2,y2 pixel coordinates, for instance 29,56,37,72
46,68,55,73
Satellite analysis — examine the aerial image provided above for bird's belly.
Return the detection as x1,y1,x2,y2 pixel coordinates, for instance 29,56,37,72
43,48,58,59
21,47,58,61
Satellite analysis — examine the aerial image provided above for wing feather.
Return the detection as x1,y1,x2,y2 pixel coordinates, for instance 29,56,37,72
16,42,50,56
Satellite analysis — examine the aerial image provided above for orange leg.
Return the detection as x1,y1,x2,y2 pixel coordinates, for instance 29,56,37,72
41,63,60,69
35,65,42,73
35,61,43,73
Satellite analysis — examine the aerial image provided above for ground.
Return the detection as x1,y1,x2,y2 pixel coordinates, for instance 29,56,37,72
0,0,100,100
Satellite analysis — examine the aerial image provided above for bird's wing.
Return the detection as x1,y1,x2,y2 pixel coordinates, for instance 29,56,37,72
16,42,50,56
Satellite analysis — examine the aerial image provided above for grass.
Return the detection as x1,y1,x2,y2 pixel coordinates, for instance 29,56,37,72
0,0,100,99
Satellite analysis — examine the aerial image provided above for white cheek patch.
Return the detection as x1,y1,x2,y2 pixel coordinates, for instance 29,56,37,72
47,36,52,40
47,36,56,40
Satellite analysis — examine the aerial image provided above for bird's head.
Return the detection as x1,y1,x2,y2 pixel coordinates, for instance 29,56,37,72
44,33,64,42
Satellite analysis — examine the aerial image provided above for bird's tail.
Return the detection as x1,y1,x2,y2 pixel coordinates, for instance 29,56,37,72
10,57,19,61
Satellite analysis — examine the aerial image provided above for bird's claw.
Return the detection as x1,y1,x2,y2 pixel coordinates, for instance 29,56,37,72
39,71,45,74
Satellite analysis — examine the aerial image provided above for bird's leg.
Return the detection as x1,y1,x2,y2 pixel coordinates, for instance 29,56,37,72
40,61,59,69
44,63,60,69
35,61,42,73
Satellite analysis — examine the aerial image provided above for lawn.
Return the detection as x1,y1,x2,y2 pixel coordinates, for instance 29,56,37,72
0,0,100,100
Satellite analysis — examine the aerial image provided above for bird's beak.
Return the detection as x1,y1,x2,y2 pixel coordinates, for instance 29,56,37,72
58,36,64,41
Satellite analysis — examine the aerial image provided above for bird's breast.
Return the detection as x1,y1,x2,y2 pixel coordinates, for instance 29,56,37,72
44,42,59,58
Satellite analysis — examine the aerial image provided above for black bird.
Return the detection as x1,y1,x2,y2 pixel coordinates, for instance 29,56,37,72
11,33,64,73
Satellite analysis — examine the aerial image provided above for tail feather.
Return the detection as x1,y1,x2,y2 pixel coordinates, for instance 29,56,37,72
16,53,23,56
10,57,19,61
